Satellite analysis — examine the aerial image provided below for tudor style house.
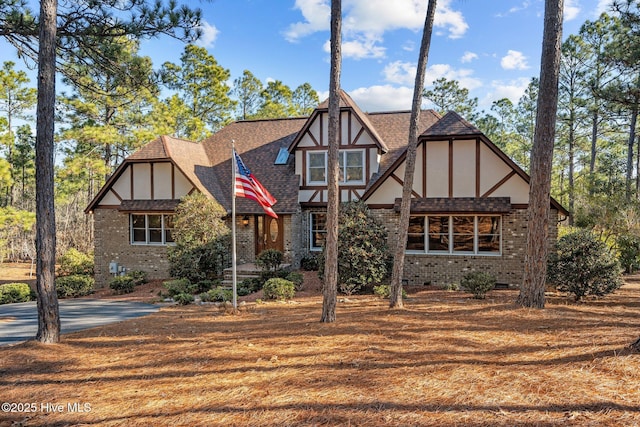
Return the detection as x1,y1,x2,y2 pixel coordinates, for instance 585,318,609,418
86,90,567,287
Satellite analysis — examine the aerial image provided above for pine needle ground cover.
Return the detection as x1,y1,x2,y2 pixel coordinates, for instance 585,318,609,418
1,276,639,426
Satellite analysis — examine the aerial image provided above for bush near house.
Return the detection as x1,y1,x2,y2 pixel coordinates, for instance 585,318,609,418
548,230,622,301
0,282,33,304
460,271,496,299
109,276,136,295
58,248,94,276
319,202,390,295
56,274,95,298
256,249,283,272
263,278,295,300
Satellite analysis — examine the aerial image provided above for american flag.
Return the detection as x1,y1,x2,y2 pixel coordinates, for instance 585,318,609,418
233,149,278,218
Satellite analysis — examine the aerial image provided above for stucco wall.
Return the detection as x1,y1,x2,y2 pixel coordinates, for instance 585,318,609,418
93,209,171,287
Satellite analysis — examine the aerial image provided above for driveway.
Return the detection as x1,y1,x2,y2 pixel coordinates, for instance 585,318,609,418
0,299,159,346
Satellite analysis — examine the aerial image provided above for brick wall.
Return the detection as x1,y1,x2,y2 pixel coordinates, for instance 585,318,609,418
93,209,171,287
370,207,560,287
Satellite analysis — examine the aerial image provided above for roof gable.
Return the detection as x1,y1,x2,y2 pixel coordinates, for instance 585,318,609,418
288,89,389,153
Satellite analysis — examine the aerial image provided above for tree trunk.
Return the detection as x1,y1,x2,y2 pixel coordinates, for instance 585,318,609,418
321,0,341,323
626,105,637,201
389,0,437,309
35,0,60,343
517,0,563,309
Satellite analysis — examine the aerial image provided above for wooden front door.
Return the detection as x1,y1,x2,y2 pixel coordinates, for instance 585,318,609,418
256,215,284,256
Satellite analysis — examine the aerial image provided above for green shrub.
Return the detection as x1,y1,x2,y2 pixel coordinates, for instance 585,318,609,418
195,279,219,294
237,286,251,296
204,287,233,302
163,278,196,298
173,292,194,305
0,282,33,304
617,234,640,273
263,278,295,300
548,230,622,301
373,284,407,299
168,193,232,282
286,271,304,291
127,270,148,286
58,248,94,276
300,254,319,271
319,202,390,295
56,274,94,298
460,271,496,299
109,275,135,294
442,283,460,291
241,277,263,293
256,249,283,272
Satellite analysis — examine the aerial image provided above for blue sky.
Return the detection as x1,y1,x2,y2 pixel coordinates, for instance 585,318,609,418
1,0,615,114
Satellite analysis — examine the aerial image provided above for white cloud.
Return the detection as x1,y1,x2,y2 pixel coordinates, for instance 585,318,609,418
424,64,483,91
501,50,529,70
461,51,478,63
323,34,386,60
480,77,531,109
383,61,417,86
595,0,613,16
564,0,581,21
284,0,330,42
348,85,414,112
286,0,468,44
195,21,219,48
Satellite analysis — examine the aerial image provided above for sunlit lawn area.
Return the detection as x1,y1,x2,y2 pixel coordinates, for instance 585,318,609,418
1,275,640,426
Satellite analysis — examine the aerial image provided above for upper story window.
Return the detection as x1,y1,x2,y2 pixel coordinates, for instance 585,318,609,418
406,215,501,255
306,149,365,185
131,214,175,245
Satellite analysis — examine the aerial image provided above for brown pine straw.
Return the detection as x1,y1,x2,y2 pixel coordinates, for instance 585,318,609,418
1,273,640,426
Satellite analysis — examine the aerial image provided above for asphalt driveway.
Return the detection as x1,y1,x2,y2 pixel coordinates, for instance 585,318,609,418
0,299,159,346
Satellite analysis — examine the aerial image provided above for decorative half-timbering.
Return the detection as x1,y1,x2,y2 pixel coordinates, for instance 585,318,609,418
88,90,567,288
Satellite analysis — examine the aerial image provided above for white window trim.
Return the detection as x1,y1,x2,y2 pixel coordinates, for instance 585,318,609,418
306,149,366,185
406,214,502,256
130,213,175,246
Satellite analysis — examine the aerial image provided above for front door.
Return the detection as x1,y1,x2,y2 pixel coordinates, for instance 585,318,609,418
256,215,284,256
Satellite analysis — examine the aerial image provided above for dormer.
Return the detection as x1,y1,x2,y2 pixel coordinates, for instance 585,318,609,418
288,90,389,205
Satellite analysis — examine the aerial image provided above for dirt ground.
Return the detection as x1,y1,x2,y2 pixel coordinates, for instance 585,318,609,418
1,264,640,426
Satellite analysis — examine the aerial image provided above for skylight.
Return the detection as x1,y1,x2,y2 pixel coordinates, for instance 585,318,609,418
275,147,289,165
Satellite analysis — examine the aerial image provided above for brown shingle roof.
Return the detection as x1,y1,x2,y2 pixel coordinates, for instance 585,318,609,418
422,111,482,137
201,117,308,215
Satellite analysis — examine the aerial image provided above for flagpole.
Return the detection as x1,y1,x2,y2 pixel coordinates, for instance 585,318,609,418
231,140,238,311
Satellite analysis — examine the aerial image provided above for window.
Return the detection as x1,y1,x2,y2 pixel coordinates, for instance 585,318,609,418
130,214,175,245
308,152,326,184
339,150,364,183
306,150,365,185
407,215,501,255
310,212,327,251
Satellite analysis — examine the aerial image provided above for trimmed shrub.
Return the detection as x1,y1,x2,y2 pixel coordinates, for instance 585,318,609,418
256,249,284,272
300,254,319,271
460,272,496,299
127,270,148,286
204,287,233,302
56,274,94,298
286,271,304,291
241,277,263,294
173,292,194,305
163,278,196,298
195,279,219,294
0,282,33,304
263,278,295,300
109,276,135,294
58,248,94,276
373,284,407,299
548,230,622,301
